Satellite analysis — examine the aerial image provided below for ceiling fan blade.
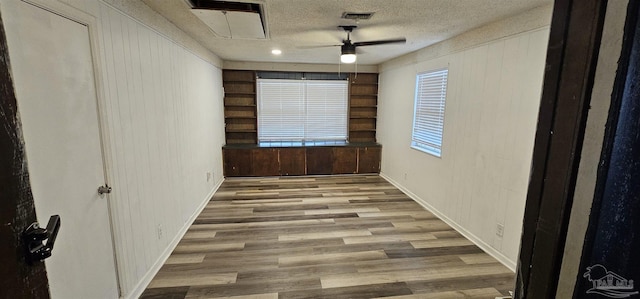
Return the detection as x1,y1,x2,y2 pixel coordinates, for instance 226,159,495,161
297,44,342,49
353,38,406,47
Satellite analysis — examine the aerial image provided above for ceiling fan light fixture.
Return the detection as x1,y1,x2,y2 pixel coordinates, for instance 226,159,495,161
341,43,356,64
341,53,356,64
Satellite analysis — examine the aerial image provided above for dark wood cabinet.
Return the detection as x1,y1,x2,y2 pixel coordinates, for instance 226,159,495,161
333,147,357,174
251,148,280,176
279,148,306,175
222,144,381,177
221,70,381,177
223,149,252,176
358,147,381,173
306,147,333,175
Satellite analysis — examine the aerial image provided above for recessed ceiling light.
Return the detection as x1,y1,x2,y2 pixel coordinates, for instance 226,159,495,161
271,49,282,55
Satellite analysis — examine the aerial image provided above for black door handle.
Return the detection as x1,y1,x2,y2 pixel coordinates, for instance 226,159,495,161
22,215,61,264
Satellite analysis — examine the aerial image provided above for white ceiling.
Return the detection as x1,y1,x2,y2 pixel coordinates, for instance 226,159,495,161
142,0,552,65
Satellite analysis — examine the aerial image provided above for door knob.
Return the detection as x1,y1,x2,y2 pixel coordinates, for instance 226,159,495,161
97,185,112,195
22,215,61,264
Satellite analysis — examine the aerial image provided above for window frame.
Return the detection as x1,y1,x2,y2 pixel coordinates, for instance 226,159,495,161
411,67,449,157
256,78,349,143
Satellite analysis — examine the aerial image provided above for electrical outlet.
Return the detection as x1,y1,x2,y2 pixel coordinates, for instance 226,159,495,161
404,173,407,180
206,171,212,182
157,224,163,240
496,223,504,237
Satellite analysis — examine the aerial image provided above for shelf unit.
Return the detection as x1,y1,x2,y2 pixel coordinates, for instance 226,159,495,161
348,73,378,143
223,70,257,144
222,70,379,145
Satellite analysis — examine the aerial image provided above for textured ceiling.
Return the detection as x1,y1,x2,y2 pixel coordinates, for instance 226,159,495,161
143,0,552,65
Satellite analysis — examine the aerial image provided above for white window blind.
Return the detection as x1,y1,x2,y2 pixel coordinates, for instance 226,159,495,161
257,79,348,142
412,68,448,157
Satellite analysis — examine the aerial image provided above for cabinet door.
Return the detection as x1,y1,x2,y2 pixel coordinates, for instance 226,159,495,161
251,148,280,176
333,147,357,174
358,147,381,173
306,147,333,175
279,148,306,175
223,149,252,176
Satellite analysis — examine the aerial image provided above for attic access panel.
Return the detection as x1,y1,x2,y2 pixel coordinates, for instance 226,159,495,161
188,0,267,39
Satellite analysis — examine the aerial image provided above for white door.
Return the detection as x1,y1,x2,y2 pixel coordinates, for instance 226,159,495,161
2,1,119,298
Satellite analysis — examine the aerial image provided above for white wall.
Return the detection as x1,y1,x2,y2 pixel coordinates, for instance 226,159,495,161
18,0,226,298
377,6,551,269
94,3,225,297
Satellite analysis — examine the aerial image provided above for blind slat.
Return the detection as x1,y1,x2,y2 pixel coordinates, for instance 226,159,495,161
257,79,348,142
412,69,448,157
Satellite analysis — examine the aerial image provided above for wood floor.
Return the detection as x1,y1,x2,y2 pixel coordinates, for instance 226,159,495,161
141,175,514,299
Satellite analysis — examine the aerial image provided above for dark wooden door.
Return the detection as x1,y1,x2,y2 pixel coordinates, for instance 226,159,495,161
279,148,306,175
332,148,357,174
0,13,50,298
251,148,280,176
358,147,382,173
306,147,333,175
223,149,252,176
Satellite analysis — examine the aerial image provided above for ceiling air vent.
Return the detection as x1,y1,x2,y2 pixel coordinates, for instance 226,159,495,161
188,0,268,39
341,12,375,20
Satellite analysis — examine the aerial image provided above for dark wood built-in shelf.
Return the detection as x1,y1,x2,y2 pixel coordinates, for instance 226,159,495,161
223,70,379,145
348,73,378,143
225,129,257,133
223,70,258,144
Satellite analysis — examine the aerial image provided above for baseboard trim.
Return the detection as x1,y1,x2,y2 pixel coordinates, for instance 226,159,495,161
379,173,516,272
124,178,225,299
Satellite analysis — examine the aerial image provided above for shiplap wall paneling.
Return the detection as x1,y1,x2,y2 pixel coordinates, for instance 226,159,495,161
378,28,549,269
96,3,224,297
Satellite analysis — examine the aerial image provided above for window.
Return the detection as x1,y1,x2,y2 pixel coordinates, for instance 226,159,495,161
257,79,348,142
412,68,448,157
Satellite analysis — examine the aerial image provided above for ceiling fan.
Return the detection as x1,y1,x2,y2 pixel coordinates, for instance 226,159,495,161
306,25,407,64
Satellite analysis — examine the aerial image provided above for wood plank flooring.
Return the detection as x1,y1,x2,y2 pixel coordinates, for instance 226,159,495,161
141,175,514,299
